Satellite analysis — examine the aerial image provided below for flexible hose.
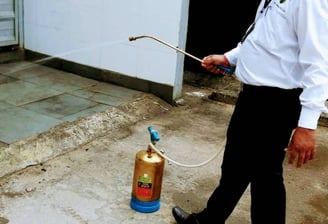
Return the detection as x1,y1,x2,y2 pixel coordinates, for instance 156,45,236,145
148,138,226,168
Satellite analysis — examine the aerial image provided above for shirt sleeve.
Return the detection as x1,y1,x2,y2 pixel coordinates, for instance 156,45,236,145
296,0,328,129
223,43,241,66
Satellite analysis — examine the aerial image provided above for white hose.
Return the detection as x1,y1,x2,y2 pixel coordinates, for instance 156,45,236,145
148,139,226,168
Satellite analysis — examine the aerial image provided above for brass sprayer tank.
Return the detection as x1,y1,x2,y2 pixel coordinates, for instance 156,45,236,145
130,126,165,213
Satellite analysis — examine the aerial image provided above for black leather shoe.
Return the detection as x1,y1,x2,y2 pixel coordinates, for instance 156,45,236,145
172,206,200,224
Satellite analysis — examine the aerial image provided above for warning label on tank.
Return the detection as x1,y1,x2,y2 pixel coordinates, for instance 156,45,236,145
137,174,152,197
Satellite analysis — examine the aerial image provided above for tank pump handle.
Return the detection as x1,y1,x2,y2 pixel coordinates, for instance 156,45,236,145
148,126,160,144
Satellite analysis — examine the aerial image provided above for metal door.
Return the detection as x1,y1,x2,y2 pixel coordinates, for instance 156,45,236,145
0,0,18,47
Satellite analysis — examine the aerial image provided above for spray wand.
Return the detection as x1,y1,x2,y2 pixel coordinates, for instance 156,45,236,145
129,35,235,77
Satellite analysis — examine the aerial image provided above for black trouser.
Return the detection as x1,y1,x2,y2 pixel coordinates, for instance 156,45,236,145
197,84,302,224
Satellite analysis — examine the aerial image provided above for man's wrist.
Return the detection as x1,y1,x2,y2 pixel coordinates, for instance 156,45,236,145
223,55,230,67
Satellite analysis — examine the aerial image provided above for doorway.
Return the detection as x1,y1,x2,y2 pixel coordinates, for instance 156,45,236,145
184,1,261,73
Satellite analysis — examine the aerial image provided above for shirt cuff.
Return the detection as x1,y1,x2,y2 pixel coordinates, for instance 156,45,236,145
224,44,240,66
298,107,322,129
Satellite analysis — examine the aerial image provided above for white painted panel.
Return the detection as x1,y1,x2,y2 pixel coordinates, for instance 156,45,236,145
23,0,189,90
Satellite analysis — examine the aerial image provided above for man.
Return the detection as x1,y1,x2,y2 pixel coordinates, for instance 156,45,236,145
172,0,328,223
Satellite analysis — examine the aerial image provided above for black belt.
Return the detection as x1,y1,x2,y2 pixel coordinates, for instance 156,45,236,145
242,83,302,94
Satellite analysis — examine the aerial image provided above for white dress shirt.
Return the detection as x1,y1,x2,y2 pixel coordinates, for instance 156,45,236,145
225,0,328,129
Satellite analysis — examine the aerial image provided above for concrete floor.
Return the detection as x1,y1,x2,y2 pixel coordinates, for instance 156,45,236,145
0,61,143,145
0,61,327,224
0,61,144,178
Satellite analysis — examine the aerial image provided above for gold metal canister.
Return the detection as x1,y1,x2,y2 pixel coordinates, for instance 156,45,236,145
131,146,165,202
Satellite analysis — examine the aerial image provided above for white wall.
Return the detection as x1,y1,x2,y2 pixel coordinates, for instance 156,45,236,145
23,0,190,100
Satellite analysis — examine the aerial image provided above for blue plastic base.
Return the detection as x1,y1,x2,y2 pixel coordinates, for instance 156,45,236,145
130,198,160,213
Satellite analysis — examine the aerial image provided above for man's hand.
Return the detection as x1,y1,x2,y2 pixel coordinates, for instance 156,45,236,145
285,127,316,168
201,54,230,75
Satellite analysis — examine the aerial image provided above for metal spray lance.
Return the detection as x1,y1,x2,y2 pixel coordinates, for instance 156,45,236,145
128,35,235,77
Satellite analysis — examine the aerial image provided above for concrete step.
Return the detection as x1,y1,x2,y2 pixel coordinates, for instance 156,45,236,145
0,93,171,178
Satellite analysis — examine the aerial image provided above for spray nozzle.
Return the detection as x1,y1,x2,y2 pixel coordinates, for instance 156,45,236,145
148,126,160,144
128,36,137,41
